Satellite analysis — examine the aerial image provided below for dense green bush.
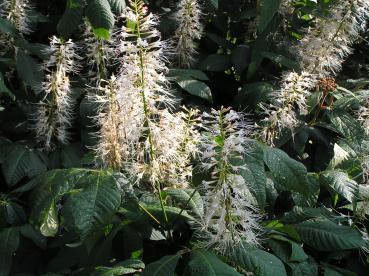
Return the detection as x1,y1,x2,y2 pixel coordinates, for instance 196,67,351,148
0,0,369,275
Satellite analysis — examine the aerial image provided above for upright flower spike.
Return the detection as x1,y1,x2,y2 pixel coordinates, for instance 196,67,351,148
198,108,261,254
173,0,202,68
110,0,198,188
91,76,125,170
82,19,112,81
0,0,32,35
0,0,33,53
34,36,79,150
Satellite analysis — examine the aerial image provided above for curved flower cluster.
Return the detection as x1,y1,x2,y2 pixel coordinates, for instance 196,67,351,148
34,36,79,150
260,72,316,145
198,108,261,253
91,0,199,189
261,0,369,145
173,0,202,68
295,0,369,76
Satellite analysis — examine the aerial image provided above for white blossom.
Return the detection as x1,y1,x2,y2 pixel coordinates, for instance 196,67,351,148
173,0,202,68
197,108,261,253
295,0,369,76
33,36,79,150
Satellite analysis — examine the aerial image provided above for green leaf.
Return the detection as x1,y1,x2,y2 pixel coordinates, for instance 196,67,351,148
239,142,267,208
185,250,242,276
264,147,310,195
258,0,282,33
30,169,121,241
208,0,218,9
0,228,20,276
175,78,212,102
86,0,115,40
107,0,126,13
142,254,181,276
232,44,251,74
1,144,47,186
0,17,18,37
93,259,144,275
235,82,273,108
16,50,44,93
269,235,308,262
229,244,287,276
61,170,121,241
200,54,232,72
19,224,47,249
165,189,204,217
167,69,209,81
261,51,299,70
327,110,363,139
320,170,359,203
57,0,85,39
0,72,14,100
293,219,365,251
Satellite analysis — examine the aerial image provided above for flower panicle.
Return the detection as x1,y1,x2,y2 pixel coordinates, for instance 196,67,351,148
197,108,261,253
260,72,317,145
0,0,33,35
173,0,203,68
296,0,369,76
34,36,79,150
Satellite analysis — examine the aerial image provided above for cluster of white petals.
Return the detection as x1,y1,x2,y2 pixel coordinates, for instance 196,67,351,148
173,0,202,68
34,36,79,150
295,0,369,76
261,0,369,145
91,0,199,189
0,0,32,34
198,108,261,253
261,72,316,145
0,0,33,53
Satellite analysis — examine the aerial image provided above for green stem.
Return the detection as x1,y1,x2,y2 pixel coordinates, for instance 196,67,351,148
132,0,168,226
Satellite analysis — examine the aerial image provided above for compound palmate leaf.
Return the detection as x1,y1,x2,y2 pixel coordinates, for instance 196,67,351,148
29,169,121,240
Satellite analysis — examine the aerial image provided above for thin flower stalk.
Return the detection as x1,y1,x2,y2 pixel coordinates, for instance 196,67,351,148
34,36,79,150
173,0,202,68
198,108,261,254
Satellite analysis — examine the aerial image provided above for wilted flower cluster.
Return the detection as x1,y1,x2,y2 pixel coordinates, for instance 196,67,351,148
173,0,202,68
34,36,79,150
197,108,261,253
261,0,369,145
